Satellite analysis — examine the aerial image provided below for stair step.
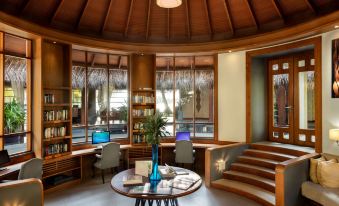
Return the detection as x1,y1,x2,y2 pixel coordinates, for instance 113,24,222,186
237,156,279,170
250,143,307,157
230,163,275,180
223,171,275,193
212,179,275,206
243,149,297,162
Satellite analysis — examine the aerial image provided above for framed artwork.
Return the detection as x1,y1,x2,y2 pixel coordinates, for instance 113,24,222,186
332,38,339,98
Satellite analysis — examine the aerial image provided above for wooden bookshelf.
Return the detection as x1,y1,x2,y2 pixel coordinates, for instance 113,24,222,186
130,54,156,145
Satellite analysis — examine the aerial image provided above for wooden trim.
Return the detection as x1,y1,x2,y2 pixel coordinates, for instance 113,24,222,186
214,54,218,141
275,153,319,206
270,0,285,22
246,52,251,143
304,0,316,14
20,0,32,15
0,10,338,53
246,37,322,152
203,0,212,37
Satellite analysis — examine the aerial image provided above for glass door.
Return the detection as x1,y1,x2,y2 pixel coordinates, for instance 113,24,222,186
293,53,316,147
268,51,316,147
268,57,294,144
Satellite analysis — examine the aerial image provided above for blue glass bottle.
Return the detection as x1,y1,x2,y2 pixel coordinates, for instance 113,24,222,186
150,144,161,181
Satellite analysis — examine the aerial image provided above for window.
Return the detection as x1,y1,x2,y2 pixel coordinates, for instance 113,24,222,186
72,50,129,144
156,56,216,139
0,33,32,155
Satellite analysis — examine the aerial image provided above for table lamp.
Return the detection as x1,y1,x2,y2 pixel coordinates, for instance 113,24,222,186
329,129,339,145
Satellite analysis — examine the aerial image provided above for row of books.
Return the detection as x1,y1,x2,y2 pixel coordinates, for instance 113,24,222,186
133,95,155,104
44,126,67,138
44,143,68,156
132,134,145,143
133,122,144,130
132,109,154,117
44,94,55,104
43,109,69,121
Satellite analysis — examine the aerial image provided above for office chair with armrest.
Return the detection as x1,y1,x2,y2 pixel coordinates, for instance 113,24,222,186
174,140,195,170
18,158,43,180
93,142,120,184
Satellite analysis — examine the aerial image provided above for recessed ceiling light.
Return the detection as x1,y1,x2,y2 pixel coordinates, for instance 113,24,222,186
228,50,232,53
335,25,339,29
53,41,57,44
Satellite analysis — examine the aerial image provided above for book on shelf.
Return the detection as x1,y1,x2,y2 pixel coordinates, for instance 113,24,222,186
123,175,144,186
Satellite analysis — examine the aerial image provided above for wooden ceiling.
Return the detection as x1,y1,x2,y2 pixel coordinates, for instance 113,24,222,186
0,0,338,44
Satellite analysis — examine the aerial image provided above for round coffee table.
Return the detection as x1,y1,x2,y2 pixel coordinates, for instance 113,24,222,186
111,167,202,206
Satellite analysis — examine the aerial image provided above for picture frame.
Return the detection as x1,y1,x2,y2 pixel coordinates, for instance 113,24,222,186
332,38,339,98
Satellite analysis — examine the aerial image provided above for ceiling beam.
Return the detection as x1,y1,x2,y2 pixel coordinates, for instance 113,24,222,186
184,0,191,39
145,0,152,40
167,9,170,40
222,0,234,35
304,0,317,14
76,0,90,30
245,0,259,30
117,56,122,69
124,0,134,37
203,0,213,38
49,0,64,24
270,0,285,23
19,0,31,15
101,0,114,34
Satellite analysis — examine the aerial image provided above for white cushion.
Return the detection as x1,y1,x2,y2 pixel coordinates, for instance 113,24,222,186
302,181,339,206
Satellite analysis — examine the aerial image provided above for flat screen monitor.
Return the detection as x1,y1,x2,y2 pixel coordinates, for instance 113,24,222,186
176,132,190,141
92,131,110,144
0,150,10,166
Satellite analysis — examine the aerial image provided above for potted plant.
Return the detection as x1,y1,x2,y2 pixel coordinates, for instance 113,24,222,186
4,100,25,134
143,112,169,181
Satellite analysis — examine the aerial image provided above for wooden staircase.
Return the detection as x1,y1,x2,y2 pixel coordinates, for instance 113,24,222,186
211,143,302,206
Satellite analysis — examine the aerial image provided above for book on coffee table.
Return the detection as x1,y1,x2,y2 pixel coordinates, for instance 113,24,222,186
123,175,143,186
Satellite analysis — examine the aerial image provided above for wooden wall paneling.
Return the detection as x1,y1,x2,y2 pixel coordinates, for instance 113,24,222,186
32,38,43,158
313,37,322,153
213,54,218,142
0,32,3,150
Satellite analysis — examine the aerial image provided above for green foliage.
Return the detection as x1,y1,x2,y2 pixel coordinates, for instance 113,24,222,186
118,102,128,122
4,100,25,133
143,112,169,145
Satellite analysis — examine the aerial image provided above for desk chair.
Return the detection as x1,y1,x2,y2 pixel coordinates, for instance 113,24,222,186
93,142,120,184
174,140,195,170
18,158,43,180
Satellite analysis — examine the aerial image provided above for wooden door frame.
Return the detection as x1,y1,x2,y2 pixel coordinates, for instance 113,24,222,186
246,36,322,152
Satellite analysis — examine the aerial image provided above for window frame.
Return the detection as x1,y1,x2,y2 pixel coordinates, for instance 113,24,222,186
0,32,32,156
155,55,218,142
71,50,130,146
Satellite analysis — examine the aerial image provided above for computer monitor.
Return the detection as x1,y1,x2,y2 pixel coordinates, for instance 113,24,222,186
92,131,110,144
176,131,190,141
0,150,10,166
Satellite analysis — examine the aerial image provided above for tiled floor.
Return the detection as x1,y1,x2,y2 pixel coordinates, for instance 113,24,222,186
45,174,261,206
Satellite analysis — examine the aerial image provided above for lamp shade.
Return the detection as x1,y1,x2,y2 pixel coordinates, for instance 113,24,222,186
329,129,339,141
156,0,182,8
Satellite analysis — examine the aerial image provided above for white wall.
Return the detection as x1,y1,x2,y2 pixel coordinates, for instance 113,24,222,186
322,29,339,155
218,52,246,142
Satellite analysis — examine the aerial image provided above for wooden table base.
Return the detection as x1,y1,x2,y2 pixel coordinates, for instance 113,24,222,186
135,198,179,206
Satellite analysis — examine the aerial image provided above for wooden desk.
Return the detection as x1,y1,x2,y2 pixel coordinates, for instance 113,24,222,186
0,162,24,180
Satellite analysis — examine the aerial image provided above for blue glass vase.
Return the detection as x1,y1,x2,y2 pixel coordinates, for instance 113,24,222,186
150,144,161,181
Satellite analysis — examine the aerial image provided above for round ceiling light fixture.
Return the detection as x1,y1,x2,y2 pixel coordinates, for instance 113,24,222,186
157,0,182,8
